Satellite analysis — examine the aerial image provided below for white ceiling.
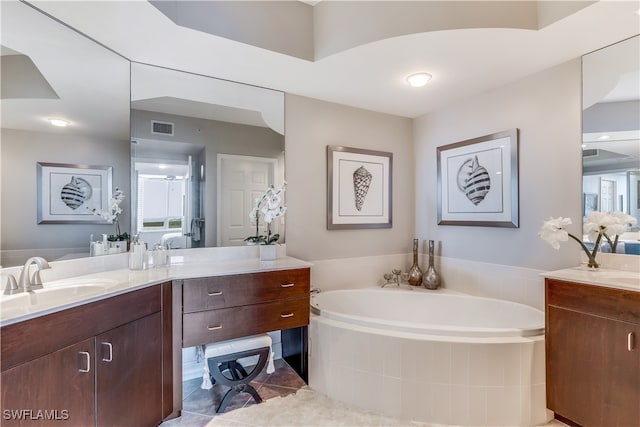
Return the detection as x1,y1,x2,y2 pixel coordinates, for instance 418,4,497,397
27,0,640,119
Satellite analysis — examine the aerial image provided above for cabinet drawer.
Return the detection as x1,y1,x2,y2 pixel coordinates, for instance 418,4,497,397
182,268,310,313
182,297,309,347
546,279,640,324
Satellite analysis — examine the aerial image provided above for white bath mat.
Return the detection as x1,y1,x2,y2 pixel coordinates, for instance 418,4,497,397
205,386,573,427
206,386,420,426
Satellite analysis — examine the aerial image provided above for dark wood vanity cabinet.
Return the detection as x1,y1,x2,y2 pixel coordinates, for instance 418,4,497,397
545,278,640,427
0,284,172,427
1,338,96,426
181,268,311,347
95,312,162,427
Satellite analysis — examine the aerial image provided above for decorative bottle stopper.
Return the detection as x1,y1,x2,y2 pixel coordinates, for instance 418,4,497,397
423,240,441,290
407,238,423,286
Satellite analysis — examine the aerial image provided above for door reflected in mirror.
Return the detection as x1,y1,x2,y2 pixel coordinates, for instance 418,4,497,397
582,35,640,255
130,63,285,250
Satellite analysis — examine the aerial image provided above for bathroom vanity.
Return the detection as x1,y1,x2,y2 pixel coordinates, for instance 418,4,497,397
0,251,311,426
544,270,640,427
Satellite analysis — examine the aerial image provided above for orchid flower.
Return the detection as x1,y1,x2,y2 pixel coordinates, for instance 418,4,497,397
539,211,638,268
539,216,599,268
584,211,637,253
245,182,287,245
88,187,127,240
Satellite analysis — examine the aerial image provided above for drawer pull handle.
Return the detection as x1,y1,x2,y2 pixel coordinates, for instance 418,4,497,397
208,291,223,296
280,313,294,318
79,351,91,373
281,283,295,288
207,325,223,331
629,332,636,352
102,342,113,362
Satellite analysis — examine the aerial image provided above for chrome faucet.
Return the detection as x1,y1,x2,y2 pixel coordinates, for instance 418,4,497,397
18,257,50,292
382,269,414,290
382,269,403,288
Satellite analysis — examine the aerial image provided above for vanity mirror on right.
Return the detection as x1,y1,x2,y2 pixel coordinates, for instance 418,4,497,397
582,35,640,254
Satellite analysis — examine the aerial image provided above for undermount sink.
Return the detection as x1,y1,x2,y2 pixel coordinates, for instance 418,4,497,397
0,284,108,315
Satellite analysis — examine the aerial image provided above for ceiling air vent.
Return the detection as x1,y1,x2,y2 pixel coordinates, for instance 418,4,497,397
582,148,599,158
151,120,174,136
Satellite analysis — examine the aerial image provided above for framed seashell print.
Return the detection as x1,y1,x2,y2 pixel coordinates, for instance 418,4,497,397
437,129,519,228
327,145,392,229
37,162,113,224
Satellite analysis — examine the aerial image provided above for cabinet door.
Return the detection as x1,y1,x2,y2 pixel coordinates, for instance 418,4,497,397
547,306,640,427
96,312,162,427
0,338,95,427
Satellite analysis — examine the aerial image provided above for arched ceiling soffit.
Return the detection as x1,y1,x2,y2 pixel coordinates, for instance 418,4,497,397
150,0,595,62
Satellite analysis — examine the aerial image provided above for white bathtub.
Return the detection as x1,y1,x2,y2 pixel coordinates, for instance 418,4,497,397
309,288,552,426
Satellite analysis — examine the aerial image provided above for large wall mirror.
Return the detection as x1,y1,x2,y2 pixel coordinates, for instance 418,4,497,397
130,63,285,250
0,1,130,267
0,2,285,268
582,35,640,255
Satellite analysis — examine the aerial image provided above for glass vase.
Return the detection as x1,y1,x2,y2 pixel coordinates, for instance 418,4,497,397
407,239,422,286
423,240,441,290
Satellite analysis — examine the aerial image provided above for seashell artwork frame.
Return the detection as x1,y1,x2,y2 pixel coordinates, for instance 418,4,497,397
436,129,519,228
37,162,113,224
327,145,392,229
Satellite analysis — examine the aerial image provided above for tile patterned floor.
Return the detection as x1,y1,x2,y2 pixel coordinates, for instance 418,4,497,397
160,359,306,427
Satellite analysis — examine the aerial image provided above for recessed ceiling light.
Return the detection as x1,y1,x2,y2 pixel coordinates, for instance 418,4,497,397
49,118,69,127
406,72,432,88
597,134,611,140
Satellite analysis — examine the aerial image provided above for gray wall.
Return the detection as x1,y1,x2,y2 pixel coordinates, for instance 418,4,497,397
414,59,583,271
285,94,414,261
1,128,130,265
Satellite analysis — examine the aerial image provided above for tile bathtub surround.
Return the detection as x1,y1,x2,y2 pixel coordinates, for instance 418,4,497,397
309,316,552,426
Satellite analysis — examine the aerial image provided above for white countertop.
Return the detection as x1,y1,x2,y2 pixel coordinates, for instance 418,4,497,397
542,267,640,293
0,252,311,327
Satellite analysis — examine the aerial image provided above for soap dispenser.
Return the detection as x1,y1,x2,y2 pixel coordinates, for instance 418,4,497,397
129,234,147,270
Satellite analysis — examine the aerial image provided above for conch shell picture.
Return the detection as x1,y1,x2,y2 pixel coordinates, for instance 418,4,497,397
60,176,92,210
353,166,372,211
457,156,490,205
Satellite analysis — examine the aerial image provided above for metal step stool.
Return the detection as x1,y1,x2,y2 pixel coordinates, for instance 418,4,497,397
202,334,274,413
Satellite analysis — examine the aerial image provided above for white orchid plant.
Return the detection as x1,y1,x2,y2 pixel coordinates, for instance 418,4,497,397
539,211,637,268
88,187,129,241
245,182,287,245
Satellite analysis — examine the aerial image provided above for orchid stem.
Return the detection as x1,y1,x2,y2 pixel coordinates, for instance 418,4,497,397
567,233,599,268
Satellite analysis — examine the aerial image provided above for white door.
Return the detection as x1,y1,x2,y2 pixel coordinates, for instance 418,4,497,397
600,179,616,212
217,155,277,246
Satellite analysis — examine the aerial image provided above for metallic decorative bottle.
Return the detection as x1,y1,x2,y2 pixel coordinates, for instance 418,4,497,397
407,238,423,286
423,240,441,290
